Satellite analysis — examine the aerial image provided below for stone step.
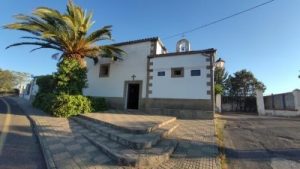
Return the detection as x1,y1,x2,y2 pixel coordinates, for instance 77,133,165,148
72,116,179,149
79,113,177,134
82,131,178,167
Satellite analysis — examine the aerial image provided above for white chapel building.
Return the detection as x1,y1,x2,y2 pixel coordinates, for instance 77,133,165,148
83,37,216,119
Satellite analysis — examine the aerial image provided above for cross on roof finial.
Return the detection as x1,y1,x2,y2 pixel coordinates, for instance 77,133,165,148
131,74,136,81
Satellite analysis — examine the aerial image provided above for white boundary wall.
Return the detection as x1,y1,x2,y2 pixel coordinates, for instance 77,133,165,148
256,89,300,117
215,94,222,113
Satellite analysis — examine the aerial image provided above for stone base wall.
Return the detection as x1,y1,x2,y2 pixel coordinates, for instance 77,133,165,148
105,97,124,109
145,108,214,119
103,97,214,119
104,97,147,110
265,109,300,117
144,98,213,110
144,98,213,119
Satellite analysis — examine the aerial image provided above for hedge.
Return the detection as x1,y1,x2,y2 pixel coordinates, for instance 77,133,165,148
35,75,56,93
32,93,107,117
32,93,56,113
87,96,107,112
52,94,91,117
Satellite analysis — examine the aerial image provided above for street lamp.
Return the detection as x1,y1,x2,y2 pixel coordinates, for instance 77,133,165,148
214,58,225,69
213,58,225,113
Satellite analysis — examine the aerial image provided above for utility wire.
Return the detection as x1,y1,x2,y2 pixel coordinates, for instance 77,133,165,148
163,0,275,40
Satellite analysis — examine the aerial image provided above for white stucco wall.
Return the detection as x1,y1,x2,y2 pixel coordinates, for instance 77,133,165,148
149,54,211,99
30,79,39,96
18,83,27,96
216,94,222,112
31,84,39,96
256,89,265,115
156,41,165,54
83,42,151,98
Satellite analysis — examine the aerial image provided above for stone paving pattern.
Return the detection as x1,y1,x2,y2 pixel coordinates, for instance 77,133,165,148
11,97,220,169
73,116,178,150
11,97,123,169
81,113,176,133
156,120,220,169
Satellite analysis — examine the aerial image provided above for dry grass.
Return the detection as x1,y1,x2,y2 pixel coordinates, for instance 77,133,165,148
215,114,228,169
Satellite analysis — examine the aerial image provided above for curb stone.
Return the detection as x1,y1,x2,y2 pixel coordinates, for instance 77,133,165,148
30,119,56,169
7,97,56,169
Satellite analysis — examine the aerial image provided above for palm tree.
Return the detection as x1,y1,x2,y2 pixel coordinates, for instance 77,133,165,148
4,0,123,67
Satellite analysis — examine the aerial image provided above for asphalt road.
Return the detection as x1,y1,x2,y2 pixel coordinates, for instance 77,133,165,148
220,113,300,169
0,97,46,169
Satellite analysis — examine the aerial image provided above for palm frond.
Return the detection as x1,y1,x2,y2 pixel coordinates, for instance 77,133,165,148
6,42,61,51
51,53,61,60
99,45,125,60
4,0,123,66
86,25,112,43
21,36,61,47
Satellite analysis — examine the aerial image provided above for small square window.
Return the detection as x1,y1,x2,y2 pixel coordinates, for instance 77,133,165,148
157,71,165,76
191,70,201,76
171,67,184,78
99,64,110,77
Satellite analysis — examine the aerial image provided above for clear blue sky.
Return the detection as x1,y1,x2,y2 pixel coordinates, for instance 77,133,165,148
0,0,299,95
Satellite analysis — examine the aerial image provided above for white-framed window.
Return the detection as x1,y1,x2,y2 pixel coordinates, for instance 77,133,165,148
171,67,184,78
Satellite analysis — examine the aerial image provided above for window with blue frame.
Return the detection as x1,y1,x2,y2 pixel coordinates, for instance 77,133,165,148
157,71,165,76
191,70,201,76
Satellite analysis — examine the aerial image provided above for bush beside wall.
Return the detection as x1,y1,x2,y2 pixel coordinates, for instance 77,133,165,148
33,93,107,117
87,96,107,112
36,75,56,93
32,93,56,113
52,94,92,117
32,58,107,117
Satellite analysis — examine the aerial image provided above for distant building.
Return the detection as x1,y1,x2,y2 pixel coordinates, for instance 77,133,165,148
21,77,39,101
83,37,216,119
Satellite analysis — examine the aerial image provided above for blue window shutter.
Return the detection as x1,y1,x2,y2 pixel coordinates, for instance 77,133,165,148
157,71,165,76
191,70,201,76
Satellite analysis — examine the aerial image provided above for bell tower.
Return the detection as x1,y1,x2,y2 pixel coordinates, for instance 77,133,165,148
176,38,191,52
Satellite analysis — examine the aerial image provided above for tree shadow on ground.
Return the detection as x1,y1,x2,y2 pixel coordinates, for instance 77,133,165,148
6,97,300,168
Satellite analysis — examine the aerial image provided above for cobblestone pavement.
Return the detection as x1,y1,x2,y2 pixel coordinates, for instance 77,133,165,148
10,97,124,169
10,97,220,169
157,120,220,169
81,113,175,133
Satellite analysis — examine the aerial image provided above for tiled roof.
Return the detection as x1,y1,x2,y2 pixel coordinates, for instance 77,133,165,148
148,48,216,58
112,37,159,46
111,37,215,58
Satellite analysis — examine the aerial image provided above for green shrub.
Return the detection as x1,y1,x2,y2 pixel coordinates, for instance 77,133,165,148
33,93,92,117
55,59,87,95
87,96,107,112
215,84,224,95
32,93,56,113
36,75,56,93
52,94,91,117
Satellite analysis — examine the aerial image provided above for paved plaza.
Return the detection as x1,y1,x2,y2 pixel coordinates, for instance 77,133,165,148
81,113,176,133
10,97,220,169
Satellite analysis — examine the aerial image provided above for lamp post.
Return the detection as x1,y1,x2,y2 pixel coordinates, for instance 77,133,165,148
214,58,225,69
213,58,225,113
